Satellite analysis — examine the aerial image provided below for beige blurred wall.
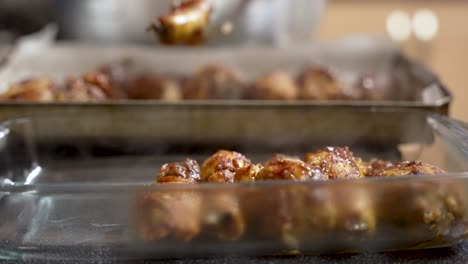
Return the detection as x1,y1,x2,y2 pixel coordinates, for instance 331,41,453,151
316,1,468,122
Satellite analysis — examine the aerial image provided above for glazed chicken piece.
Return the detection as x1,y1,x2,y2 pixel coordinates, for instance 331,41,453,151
279,184,377,249
376,181,457,243
61,74,110,102
367,159,394,176
250,71,298,100
135,148,460,248
201,150,252,183
256,154,326,181
304,147,365,180
276,185,338,249
354,157,372,177
440,182,468,240
183,64,246,100
297,66,346,100
234,164,263,182
200,150,249,240
250,155,330,247
374,163,453,241
331,185,376,241
97,61,133,99
0,78,57,102
135,159,202,242
149,0,213,45
201,189,246,241
375,161,446,177
255,153,375,247
127,73,182,101
355,72,417,101
158,158,202,183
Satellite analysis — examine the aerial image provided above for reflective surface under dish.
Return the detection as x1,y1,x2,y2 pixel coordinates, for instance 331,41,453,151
0,111,467,260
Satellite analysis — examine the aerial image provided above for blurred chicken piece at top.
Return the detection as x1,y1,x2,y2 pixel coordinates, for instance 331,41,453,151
148,0,213,45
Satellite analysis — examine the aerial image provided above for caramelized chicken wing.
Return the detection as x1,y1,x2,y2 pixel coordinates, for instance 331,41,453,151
137,189,202,242
375,181,456,243
368,159,394,176
97,61,133,99
183,65,246,100
62,75,109,102
375,161,446,177
201,150,252,183
202,190,246,241
332,186,376,240
250,71,298,100
297,66,346,100
234,164,263,182
128,73,181,101
0,78,57,102
257,154,326,181
136,159,202,242
200,150,249,240
278,186,337,248
372,161,452,242
354,157,372,177
248,155,330,247
158,158,201,183
304,147,365,180
136,147,459,248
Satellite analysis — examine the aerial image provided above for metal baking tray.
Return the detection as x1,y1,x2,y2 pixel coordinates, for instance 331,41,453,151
0,37,452,146
0,110,466,261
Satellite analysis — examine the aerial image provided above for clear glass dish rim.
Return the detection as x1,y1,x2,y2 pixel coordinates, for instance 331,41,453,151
0,113,466,193
3,172,468,194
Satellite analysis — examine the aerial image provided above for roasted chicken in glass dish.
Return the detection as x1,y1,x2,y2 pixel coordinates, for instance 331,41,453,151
135,147,466,251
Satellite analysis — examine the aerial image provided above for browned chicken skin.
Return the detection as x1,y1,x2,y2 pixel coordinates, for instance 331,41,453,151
375,181,456,243
251,71,299,100
62,75,109,102
257,154,326,181
128,73,181,101
183,65,246,100
297,66,346,100
200,150,248,240
201,150,252,182
96,61,132,99
132,147,459,249
136,159,202,242
375,161,446,177
368,159,394,176
0,78,57,102
304,146,365,180
234,164,263,182
332,186,376,240
201,191,245,241
158,158,201,183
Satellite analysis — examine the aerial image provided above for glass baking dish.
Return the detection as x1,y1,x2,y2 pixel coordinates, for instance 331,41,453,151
0,110,467,261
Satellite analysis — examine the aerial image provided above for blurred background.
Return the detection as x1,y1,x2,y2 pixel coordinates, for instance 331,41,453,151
0,0,466,121
315,0,468,122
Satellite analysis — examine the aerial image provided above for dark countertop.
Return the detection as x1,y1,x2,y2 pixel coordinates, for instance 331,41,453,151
2,242,468,264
